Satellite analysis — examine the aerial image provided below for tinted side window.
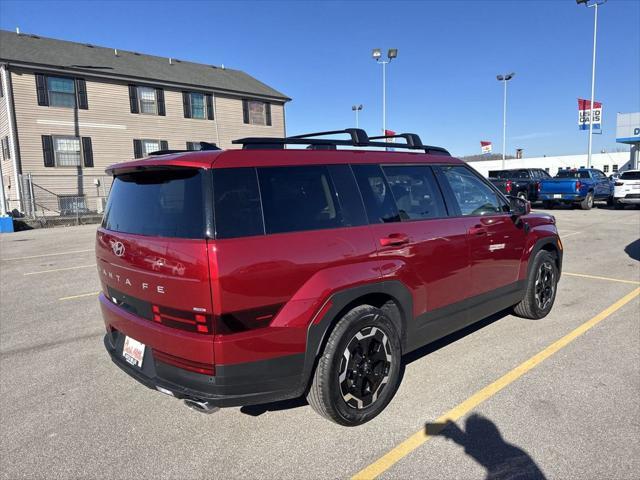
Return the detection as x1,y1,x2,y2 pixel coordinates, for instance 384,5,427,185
258,166,343,234
382,165,446,220
352,164,401,224
213,168,264,239
439,165,504,216
327,164,368,227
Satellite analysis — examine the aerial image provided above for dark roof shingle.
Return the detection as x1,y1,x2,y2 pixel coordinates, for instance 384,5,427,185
0,30,289,101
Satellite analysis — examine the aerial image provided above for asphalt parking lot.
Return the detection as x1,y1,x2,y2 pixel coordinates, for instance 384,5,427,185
1,206,639,480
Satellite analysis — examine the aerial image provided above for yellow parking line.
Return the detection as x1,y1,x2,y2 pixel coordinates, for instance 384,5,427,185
1,249,93,261
24,264,96,276
59,291,100,301
563,272,640,285
352,287,640,480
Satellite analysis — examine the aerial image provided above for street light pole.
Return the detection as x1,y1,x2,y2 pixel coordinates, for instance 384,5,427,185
352,104,363,128
373,48,397,137
497,73,515,170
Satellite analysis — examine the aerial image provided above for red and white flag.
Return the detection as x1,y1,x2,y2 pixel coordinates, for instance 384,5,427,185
481,141,492,154
578,99,602,130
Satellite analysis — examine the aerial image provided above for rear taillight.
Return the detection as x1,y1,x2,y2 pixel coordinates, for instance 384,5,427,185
536,181,541,192
575,180,581,192
505,180,512,194
153,349,214,376
215,304,281,334
151,304,213,335
615,181,624,186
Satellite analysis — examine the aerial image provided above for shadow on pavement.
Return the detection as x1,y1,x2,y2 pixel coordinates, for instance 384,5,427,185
426,414,546,480
625,238,640,261
240,396,308,416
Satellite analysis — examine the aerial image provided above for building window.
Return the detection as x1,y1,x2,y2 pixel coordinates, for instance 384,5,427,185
1,136,10,160
48,76,76,108
138,86,158,114
187,142,202,151
142,139,160,155
612,164,619,172
191,93,205,119
243,100,272,126
603,165,609,173
54,137,81,167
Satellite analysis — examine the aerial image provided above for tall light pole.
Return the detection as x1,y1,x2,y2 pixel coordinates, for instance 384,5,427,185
352,104,363,128
577,0,606,168
372,48,398,137
497,73,515,169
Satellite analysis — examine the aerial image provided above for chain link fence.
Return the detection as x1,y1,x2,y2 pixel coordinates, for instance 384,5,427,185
18,173,112,226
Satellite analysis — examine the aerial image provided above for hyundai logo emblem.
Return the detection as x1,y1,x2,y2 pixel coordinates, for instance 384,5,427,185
111,241,125,257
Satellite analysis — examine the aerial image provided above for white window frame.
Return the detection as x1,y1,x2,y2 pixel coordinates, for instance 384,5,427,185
141,139,161,156
53,136,82,168
47,76,76,109
248,100,267,126
612,164,619,173
137,86,158,115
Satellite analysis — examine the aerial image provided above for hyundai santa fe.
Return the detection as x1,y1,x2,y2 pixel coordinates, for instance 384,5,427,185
97,129,562,426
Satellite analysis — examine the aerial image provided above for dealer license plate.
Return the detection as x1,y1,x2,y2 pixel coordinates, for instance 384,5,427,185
553,194,562,199
123,336,145,368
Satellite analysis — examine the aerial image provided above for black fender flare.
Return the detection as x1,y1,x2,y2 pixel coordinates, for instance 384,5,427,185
527,236,563,280
300,280,413,392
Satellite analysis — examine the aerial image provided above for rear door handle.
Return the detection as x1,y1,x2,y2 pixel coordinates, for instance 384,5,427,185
468,225,487,236
379,234,410,247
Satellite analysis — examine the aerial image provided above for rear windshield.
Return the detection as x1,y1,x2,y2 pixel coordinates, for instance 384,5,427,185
489,170,530,179
555,171,590,179
102,169,205,239
620,171,640,180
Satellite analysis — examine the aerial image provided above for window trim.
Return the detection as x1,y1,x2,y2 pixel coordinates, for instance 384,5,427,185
52,135,82,168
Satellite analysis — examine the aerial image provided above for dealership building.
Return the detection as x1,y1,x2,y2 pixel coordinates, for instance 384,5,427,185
469,112,640,178
0,30,290,215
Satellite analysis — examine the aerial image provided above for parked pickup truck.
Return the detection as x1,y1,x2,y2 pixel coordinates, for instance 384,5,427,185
538,168,613,210
488,168,552,203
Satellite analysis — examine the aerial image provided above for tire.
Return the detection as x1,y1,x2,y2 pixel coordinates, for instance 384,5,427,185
614,200,624,210
542,201,554,209
517,191,528,202
513,250,558,320
580,192,594,210
606,196,614,207
306,304,402,426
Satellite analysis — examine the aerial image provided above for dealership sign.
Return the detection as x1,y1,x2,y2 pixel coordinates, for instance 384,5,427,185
480,141,492,154
578,98,602,131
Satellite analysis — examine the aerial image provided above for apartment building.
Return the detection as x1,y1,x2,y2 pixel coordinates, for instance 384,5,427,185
0,30,290,214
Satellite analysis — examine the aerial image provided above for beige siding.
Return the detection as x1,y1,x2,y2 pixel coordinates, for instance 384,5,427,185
11,68,286,183
0,66,17,209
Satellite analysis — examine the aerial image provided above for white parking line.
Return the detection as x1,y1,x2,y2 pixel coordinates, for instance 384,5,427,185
24,264,96,276
560,231,582,238
59,291,100,301
1,249,93,261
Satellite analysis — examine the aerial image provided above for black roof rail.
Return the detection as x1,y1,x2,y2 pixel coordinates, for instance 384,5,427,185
148,142,221,156
232,128,450,155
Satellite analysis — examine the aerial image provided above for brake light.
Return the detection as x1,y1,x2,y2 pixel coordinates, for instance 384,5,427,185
505,180,512,194
575,180,581,192
615,181,624,186
536,181,541,192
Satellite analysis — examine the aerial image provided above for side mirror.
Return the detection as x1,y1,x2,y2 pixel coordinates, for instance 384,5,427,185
508,195,531,216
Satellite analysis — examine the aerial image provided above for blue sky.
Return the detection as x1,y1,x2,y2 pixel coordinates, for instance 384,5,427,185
1,0,638,157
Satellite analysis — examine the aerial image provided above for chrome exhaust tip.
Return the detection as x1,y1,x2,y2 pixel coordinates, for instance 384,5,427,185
184,398,220,414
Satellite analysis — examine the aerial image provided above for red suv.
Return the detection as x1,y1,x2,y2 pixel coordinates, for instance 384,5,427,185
97,129,562,426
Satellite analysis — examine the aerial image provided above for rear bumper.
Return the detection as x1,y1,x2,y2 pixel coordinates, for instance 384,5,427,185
615,196,640,204
538,193,583,202
100,294,305,407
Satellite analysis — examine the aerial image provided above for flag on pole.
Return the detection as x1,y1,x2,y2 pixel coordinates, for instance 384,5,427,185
480,141,492,154
578,99,602,131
